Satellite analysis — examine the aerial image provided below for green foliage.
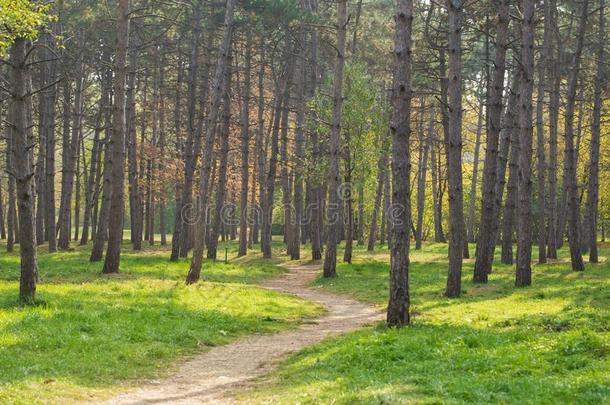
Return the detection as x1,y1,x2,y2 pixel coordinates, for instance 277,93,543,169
246,243,610,404
0,0,51,55
0,241,322,403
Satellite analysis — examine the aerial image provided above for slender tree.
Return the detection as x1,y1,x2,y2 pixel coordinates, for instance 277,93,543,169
585,0,605,263
238,34,252,257
8,38,38,303
563,0,588,272
445,0,465,297
323,0,348,278
515,0,535,286
186,0,235,284
387,0,413,327
102,0,131,274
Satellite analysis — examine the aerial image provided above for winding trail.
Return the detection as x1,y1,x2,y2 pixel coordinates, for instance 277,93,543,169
97,263,383,404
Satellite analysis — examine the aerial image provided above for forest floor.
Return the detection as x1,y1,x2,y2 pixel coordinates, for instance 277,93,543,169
244,243,610,404
99,262,382,404
1,240,609,404
0,240,323,403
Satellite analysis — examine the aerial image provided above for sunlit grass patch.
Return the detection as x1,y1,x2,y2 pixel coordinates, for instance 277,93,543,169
247,243,610,404
0,240,322,403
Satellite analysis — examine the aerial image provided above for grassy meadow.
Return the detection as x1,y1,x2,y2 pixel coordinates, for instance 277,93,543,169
246,242,610,404
0,239,323,403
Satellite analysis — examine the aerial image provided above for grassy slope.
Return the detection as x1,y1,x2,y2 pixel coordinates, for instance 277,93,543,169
248,243,610,404
0,240,322,404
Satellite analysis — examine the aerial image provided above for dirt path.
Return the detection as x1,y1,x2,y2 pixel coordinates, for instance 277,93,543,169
97,263,383,404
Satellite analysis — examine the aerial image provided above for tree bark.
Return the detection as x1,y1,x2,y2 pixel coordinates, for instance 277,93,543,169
473,0,509,281
6,123,17,252
445,0,465,298
534,0,551,264
585,0,604,263
238,35,252,257
261,62,292,259
158,45,168,246
186,0,235,283
80,97,103,245
387,0,413,327
58,41,85,250
252,38,266,248
415,106,431,250
73,133,82,242
563,0,588,272
90,69,113,261
102,0,130,273
546,0,560,258
207,86,231,260
171,3,203,261
515,0,535,287
126,41,143,250
9,38,38,303
429,116,445,243
501,75,521,266
323,0,348,278
368,135,389,251
466,89,484,243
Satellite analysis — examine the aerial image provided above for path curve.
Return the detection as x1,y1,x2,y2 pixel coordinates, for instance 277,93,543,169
96,263,383,404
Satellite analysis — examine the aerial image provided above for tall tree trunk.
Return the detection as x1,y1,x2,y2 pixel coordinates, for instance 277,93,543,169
368,135,389,251
238,35,252,257
58,43,85,250
535,0,551,264
252,38,266,248
186,0,235,284
9,38,38,303
171,3,203,261
585,0,604,263
290,27,307,261
445,0,465,298
466,88,484,243
261,64,291,259
429,116,445,243
501,79,521,265
546,1,560,258
515,0,535,287
158,46,168,246
102,0,130,274
35,92,46,246
280,85,293,256
90,69,113,261
41,30,58,252
563,0,588,272
323,0,348,278
308,13,322,261
473,0,509,281
207,87,231,260
73,136,82,241
126,42,143,250
6,125,17,252
170,53,184,255
387,0,413,327
80,101,103,245
415,107,431,250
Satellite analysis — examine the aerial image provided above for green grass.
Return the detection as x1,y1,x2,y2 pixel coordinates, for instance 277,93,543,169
247,242,610,404
0,239,323,404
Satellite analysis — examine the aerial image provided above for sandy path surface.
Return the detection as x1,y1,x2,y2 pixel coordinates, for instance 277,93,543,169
96,263,383,404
